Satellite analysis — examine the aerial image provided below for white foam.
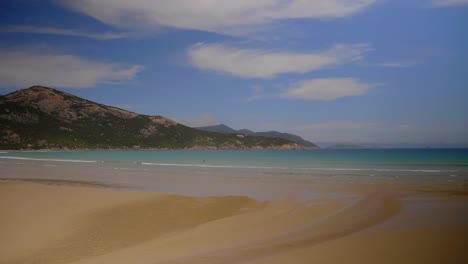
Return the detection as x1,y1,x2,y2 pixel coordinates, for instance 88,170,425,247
139,162,445,173
0,156,97,163
112,168,148,171
140,162,282,170
138,162,451,173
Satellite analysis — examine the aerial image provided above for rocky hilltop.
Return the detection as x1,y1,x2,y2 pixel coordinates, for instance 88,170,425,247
0,86,304,150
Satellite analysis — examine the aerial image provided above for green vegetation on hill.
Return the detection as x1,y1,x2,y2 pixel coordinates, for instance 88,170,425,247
0,86,303,150
196,124,319,149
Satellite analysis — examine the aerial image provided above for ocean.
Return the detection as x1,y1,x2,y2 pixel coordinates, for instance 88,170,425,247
1,149,467,186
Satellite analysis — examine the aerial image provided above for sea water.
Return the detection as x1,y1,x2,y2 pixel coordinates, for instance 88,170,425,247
0,149,467,185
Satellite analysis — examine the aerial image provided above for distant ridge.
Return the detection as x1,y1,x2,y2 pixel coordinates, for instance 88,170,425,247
326,144,368,149
0,86,304,150
196,124,319,149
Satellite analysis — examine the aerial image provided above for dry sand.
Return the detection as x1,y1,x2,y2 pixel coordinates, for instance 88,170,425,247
0,180,467,264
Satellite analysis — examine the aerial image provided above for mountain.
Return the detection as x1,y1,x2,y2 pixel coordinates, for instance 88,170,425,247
198,124,238,134
196,124,319,149
0,86,304,150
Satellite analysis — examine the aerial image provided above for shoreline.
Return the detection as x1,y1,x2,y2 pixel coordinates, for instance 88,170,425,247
1,161,467,201
0,148,311,152
0,144,311,152
2,147,468,152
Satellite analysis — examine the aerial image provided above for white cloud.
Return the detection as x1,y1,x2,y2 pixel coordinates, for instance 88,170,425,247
0,25,130,40
188,43,371,79
281,78,378,100
58,0,376,35
0,50,144,88
375,61,417,68
174,113,220,127
432,0,468,6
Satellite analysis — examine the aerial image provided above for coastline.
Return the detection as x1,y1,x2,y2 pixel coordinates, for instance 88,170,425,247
0,143,309,152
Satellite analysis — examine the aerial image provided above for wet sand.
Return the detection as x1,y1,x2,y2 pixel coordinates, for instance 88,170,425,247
1,177,467,264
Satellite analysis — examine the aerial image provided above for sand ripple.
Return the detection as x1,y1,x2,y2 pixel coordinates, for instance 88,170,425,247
1,181,466,264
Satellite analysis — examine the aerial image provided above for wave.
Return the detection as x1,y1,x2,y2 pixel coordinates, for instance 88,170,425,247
0,156,456,173
0,156,97,163
112,168,148,171
140,162,281,170
139,162,449,173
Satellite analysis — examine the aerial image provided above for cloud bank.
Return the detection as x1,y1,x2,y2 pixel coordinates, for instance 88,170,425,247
296,122,468,144
298,122,375,131
188,43,371,79
0,50,144,88
59,0,376,35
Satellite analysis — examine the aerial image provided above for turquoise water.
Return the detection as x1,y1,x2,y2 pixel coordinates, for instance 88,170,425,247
1,149,467,183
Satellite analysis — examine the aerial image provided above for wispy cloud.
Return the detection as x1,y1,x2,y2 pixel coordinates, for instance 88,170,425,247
375,61,418,68
188,43,371,79
0,49,144,88
294,122,378,144
281,78,379,100
432,0,468,7
174,113,220,127
297,122,468,144
245,85,268,102
298,122,376,131
58,0,376,35
0,25,130,40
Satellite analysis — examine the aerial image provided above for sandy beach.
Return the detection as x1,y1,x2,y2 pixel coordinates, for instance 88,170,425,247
2,0,467,262
1,173,467,264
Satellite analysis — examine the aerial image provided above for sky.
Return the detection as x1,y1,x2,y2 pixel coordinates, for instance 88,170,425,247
0,0,467,147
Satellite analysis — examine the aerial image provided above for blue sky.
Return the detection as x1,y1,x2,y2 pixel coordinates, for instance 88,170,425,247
0,0,467,146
